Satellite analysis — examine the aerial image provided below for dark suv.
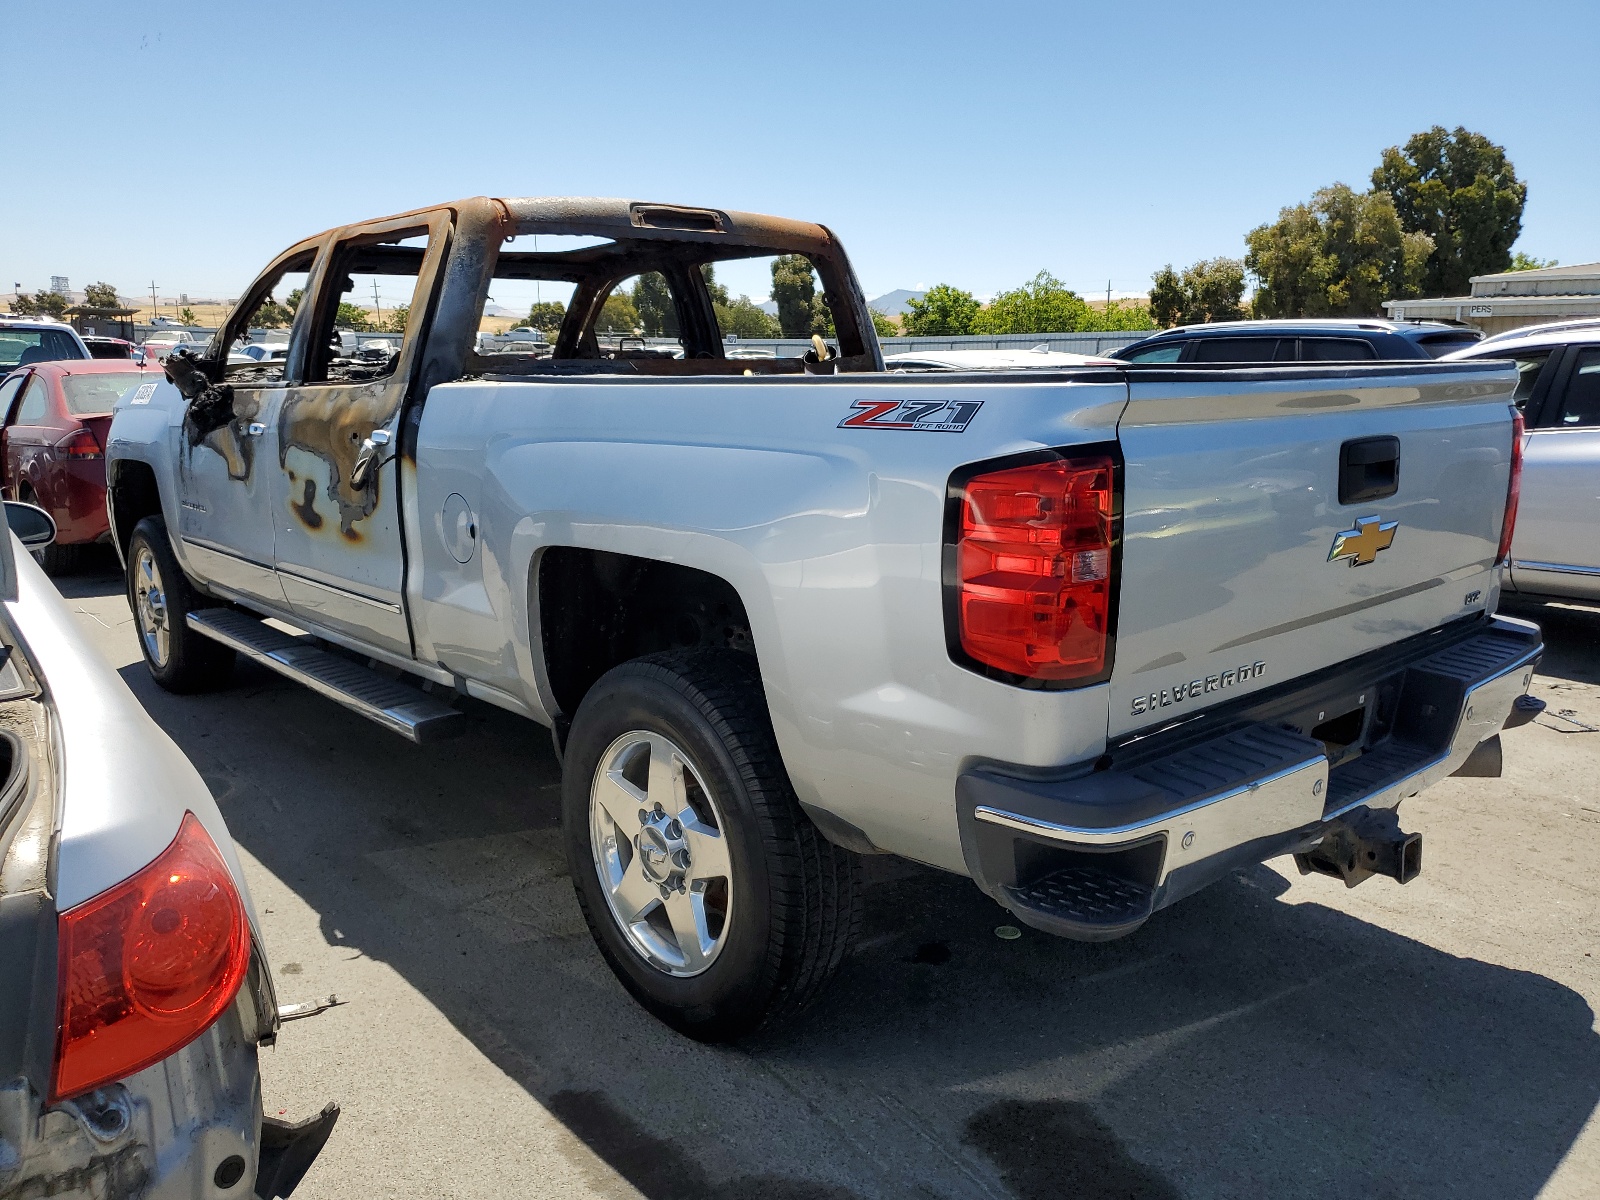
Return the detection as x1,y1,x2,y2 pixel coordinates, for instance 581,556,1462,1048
1110,319,1482,363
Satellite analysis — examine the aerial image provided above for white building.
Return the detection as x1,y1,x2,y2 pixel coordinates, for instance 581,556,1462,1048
1385,263,1600,336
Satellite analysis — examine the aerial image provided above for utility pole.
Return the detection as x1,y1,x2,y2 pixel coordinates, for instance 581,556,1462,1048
1107,280,1112,311
371,278,383,326
149,281,159,321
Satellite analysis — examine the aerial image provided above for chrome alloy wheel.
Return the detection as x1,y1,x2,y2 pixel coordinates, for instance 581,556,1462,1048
588,731,733,977
132,544,171,668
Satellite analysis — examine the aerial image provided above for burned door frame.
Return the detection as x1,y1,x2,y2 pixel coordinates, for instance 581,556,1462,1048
268,209,454,658
173,241,320,609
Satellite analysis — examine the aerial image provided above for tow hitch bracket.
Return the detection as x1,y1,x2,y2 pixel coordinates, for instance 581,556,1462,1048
1294,806,1421,888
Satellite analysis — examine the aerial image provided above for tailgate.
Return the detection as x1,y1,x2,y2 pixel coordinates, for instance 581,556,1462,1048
1109,361,1517,739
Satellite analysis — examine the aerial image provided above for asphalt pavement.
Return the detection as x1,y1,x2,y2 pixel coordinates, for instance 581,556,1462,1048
58,561,1600,1200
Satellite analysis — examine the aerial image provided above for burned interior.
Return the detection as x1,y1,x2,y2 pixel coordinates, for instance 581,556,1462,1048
469,198,879,376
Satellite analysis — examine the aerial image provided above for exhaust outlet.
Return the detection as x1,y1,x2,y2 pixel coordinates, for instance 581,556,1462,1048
1294,807,1421,888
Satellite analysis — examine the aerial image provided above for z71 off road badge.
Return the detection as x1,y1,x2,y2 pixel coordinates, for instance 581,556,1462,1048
838,398,983,432
1328,516,1398,566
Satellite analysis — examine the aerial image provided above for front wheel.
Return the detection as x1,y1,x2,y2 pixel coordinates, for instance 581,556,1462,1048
563,650,859,1040
126,516,235,693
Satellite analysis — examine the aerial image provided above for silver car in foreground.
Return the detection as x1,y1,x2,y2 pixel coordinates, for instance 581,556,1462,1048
0,505,335,1197
1449,325,1600,600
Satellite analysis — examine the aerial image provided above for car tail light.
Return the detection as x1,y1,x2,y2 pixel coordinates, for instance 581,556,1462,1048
54,429,103,460
52,813,250,1102
1496,409,1524,567
953,453,1117,682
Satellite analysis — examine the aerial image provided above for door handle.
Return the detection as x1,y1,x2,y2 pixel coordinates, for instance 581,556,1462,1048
350,428,392,489
246,422,266,437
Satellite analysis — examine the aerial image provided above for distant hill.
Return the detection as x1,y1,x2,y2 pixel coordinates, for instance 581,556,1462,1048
867,289,925,317
750,289,924,319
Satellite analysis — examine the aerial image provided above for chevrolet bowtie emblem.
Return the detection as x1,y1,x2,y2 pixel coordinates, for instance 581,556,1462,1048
1328,516,1398,566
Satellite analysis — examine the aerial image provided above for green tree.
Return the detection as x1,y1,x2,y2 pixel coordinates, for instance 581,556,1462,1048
595,291,640,334
714,296,780,339
83,281,120,308
251,298,291,328
868,308,897,337
382,304,410,334
1148,266,1185,329
1148,258,1246,327
772,255,828,337
1371,126,1525,296
1246,184,1431,318
973,271,1090,334
524,300,566,335
1508,252,1557,272
1086,300,1156,332
285,288,305,315
179,306,197,326
334,301,373,331
631,272,677,337
10,291,68,318
902,285,980,336
701,264,730,308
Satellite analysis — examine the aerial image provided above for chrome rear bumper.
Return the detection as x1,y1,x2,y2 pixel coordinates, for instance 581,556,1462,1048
956,615,1543,940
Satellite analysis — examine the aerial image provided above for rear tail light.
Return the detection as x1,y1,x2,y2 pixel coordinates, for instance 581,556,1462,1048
54,429,103,460
951,452,1118,683
52,813,250,1102
1496,409,1524,567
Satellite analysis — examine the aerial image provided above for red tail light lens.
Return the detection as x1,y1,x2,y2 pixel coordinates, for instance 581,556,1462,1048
54,429,103,459
954,453,1117,682
53,813,250,1102
1496,409,1524,567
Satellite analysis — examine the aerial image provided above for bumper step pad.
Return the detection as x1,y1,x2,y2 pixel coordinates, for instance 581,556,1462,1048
187,608,464,743
1005,865,1154,937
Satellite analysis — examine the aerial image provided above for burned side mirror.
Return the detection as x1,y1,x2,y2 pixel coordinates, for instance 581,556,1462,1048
4,501,56,549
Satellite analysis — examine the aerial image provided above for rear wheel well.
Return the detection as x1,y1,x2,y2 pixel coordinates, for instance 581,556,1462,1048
107,460,163,563
537,547,755,719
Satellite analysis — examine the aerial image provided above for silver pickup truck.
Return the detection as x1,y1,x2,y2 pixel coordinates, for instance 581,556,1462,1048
106,196,1542,1040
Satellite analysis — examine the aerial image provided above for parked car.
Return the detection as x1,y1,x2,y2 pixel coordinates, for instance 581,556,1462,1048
81,335,140,360
0,361,156,572
885,347,1119,370
0,502,337,1198
0,319,90,372
1110,319,1482,363
140,329,201,362
236,342,290,363
108,195,1538,1041
1447,326,1600,601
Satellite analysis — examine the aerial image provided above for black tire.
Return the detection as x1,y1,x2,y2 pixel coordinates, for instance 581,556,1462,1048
125,516,235,693
17,487,76,576
562,649,859,1040
32,541,81,576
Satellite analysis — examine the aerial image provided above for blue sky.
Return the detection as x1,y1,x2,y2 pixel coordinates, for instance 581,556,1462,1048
6,0,1596,306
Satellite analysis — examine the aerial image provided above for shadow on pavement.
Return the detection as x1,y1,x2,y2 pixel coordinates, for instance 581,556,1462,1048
77,559,1596,1200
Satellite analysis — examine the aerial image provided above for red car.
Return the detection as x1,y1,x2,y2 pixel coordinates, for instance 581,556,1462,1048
0,359,155,571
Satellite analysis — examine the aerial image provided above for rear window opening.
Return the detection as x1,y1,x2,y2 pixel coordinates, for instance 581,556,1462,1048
62,371,152,415
469,229,868,378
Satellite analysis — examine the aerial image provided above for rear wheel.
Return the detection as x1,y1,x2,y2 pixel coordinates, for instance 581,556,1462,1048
563,650,859,1040
126,516,235,693
17,487,77,575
